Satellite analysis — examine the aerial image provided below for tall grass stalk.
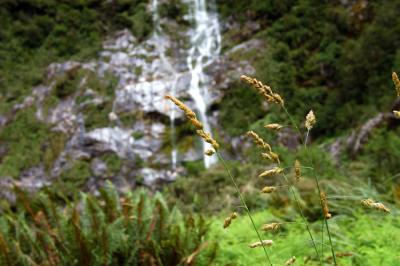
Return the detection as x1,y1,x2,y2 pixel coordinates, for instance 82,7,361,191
216,152,273,266
283,106,337,265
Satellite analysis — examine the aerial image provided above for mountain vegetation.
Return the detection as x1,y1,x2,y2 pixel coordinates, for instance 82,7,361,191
0,0,399,265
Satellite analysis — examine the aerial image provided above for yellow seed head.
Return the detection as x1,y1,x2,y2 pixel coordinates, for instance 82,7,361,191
259,167,283,178
249,240,273,248
196,130,219,151
261,152,272,161
305,110,316,130
284,256,296,266
204,148,215,156
393,72,400,97
240,75,283,105
165,95,204,130
261,223,280,232
268,151,280,164
272,93,284,106
294,160,301,181
320,191,331,219
264,123,283,131
261,186,276,194
261,151,280,164
393,110,400,119
190,118,203,130
223,212,238,229
361,199,390,213
223,217,232,229
246,131,271,151
230,212,238,219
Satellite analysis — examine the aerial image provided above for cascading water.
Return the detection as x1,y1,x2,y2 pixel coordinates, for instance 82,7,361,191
151,0,221,169
186,0,221,168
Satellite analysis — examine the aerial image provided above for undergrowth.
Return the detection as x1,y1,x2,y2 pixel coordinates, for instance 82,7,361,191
0,182,216,266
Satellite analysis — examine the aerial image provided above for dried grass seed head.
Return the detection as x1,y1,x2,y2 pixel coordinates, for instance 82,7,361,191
246,131,271,151
249,240,273,248
261,186,277,194
320,191,332,219
361,199,390,213
259,167,283,178
393,72,400,97
240,75,284,106
223,212,238,229
165,95,203,130
305,110,316,130
264,123,283,131
261,223,280,232
204,148,216,156
196,130,219,150
284,256,296,266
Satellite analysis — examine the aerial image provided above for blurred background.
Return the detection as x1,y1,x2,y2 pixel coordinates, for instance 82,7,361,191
0,0,399,265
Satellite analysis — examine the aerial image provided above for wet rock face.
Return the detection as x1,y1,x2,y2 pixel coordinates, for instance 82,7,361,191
1,1,260,194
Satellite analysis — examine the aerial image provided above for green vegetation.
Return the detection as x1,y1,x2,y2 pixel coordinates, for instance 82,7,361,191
209,210,400,265
0,183,217,266
54,159,92,198
218,0,400,136
0,0,151,114
0,107,58,178
0,1,399,265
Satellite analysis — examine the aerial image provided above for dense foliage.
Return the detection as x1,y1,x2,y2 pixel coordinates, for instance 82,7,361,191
1,1,400,264
0,183,216,266
218,0,400,136
0,0,152,113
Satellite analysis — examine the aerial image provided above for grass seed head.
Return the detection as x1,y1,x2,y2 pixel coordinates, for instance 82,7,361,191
261,186,277,193
361,199,390,213
320,191,332,219
259,167,283,178
165,95,203,130
272,93,284,106
392,72,400,97
264,123,283,131
305,110,316,131
204,148,215,156
262,151,280,164
284,256,296,266
268,151,280,164
240,75,283,106
249,240,273,248
261,223,280,232
196,130,219,150
246,131,271,151
223,212,238,229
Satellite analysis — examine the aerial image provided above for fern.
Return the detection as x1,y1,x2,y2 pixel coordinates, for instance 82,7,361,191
0,184,216,266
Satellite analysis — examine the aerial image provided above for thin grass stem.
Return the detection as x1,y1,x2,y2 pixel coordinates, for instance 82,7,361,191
282,104,338,265
281,173,322,265
216,152,273,266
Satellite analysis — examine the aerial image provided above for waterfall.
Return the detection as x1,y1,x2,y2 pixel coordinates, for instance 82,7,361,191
151,0,221,169
186,0,221,168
